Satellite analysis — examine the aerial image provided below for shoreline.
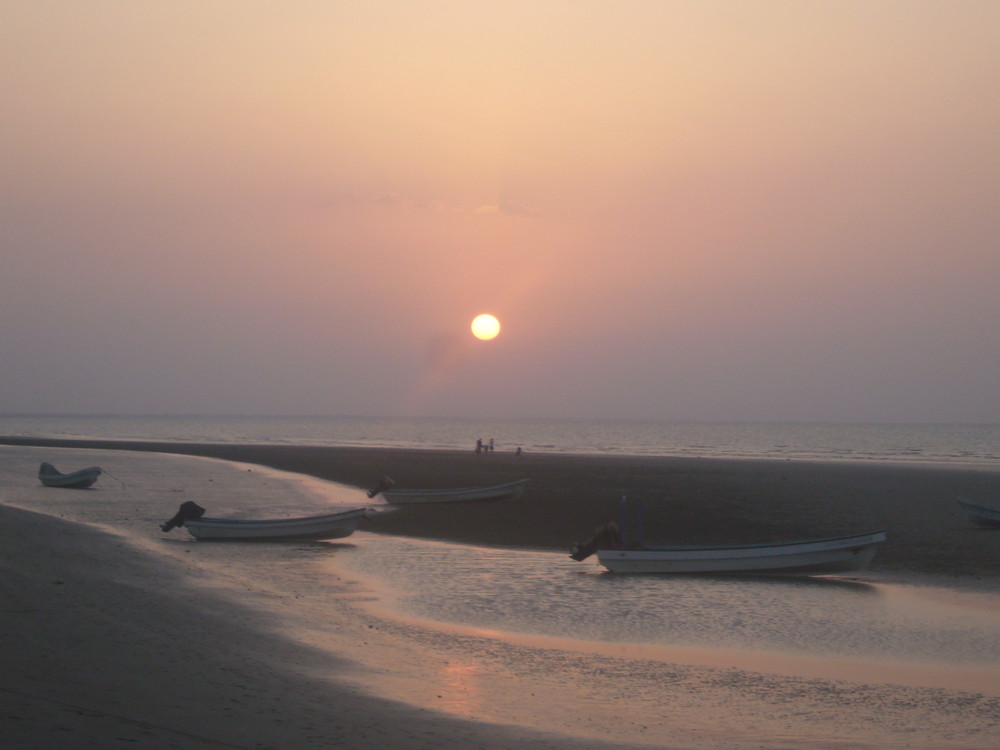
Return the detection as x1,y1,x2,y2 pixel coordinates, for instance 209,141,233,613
2,432,996,470
3,436,1000,586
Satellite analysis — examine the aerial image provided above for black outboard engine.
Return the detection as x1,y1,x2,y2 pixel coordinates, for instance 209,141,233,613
569,521,623,561
367,476,395,498
160,501,206,532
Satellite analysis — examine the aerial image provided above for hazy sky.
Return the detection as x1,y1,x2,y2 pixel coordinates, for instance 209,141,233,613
3,1,999,422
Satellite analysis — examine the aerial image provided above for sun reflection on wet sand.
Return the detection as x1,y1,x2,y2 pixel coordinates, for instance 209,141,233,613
342,581,1000,694
316,532,1000,749
436,661,485,716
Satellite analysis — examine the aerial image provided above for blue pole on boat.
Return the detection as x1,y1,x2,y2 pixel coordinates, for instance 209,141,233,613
619,496,628,548
634,499,644,547
619,495,644,548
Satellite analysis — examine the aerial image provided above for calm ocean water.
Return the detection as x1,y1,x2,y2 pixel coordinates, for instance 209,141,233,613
2,414,999,466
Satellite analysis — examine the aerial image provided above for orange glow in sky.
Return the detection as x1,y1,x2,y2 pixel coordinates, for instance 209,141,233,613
2,1,999,421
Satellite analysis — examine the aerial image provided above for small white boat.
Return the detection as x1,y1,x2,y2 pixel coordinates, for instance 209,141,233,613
956,497,1000,527
160,501,374,541
379,478,529,504
572,523,886,576
38,462,103,489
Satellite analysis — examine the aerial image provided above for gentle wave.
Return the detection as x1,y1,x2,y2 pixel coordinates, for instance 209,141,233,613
1,414,999,466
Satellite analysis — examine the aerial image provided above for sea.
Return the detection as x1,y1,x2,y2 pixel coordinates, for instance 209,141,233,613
5,415,1000,746
2,413,1000,467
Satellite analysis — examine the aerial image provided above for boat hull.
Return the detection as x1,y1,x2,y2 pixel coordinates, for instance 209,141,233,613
381,478,529,504
184,508,372,541
38,463,103,489
596,531,887,575
956,497,1000,527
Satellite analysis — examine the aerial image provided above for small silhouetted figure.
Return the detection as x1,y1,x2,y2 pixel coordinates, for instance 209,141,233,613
515,446,522,456
489,438,495,452
475,438,483,454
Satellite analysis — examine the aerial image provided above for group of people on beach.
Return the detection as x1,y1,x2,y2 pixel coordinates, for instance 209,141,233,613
475,438,522,455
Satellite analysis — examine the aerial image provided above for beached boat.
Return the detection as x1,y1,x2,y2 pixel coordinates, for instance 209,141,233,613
378,477,530,504
956,497,1000,527
571,523,887,575
160,501,375,541
38,462,103,489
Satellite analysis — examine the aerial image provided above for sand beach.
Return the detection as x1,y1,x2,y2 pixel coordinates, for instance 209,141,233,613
2,438,1000,749
5,436,1000,582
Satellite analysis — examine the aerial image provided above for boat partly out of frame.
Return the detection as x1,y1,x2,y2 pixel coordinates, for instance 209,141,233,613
573,525,887,576
956,497,1000,527
160,501,375,541
378,478,530,505
38,462,103,489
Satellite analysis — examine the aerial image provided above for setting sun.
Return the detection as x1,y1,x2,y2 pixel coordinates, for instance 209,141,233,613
471,314,501,341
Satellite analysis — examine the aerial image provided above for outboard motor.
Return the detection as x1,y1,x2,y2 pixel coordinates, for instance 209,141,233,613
569,521,623,561
160,501,206,532
367,475,395,498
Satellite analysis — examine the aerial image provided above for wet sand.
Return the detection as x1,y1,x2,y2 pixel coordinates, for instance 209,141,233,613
3,438,1000,749
1,503,658,750
4,437,1000,583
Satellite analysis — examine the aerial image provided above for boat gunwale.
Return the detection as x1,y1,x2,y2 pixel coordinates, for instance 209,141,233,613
956,497,1000,525
38,467,103,476
956,497,1000,514
38,465,104,488
186,507,371,529
598,531,887,559
381,478,529,497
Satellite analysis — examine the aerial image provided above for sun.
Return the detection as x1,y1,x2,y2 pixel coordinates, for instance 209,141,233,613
471,314,501,341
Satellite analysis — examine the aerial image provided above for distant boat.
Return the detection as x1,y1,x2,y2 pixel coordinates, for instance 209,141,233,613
571,523,886,576
956,497,1000,527
38,462,102,489
378,478,530,504
160,501,375,541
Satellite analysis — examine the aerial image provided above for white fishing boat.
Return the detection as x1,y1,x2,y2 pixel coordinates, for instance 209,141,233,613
38,462,103,489
378,477,529,504
160,501,375,541
572,523,886,575
956,497,1000,527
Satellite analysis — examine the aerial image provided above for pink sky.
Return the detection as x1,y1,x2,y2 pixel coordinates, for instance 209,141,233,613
2,1,999,421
